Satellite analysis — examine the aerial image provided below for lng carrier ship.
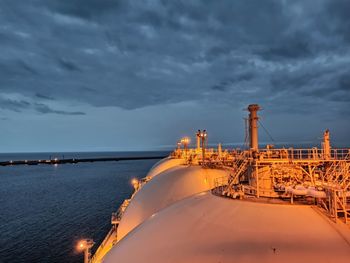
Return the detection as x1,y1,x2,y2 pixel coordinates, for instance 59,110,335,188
77,104,350,263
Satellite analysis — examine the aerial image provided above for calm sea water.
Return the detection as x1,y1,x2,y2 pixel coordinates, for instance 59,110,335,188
0,151,168,263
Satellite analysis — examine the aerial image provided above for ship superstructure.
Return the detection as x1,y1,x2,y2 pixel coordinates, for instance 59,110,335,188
82,104,350,263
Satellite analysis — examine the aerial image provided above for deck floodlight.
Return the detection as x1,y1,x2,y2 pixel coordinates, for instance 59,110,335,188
76,239,94,263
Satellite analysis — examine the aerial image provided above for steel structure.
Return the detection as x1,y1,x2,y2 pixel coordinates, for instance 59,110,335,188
175,105,350,224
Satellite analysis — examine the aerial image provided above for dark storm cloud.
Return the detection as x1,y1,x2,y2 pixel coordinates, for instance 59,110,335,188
18,60,39,75
57,58,81,72
211,72,255,92
35,93,55,100
0,97,85,115
211,83,228,92
34,103,85,115
0,59,37,77
0,0,349,114
0,98,30,112
258,39,312,61
48,0,123,20
338,74,350,92
325,0,350,43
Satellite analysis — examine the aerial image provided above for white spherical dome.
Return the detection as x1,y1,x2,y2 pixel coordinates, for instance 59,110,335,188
105,192,350,263
146,157,185,178
117,165,229,241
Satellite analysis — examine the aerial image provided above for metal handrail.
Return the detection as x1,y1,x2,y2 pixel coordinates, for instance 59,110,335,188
90,227,115,263
258,148,350,160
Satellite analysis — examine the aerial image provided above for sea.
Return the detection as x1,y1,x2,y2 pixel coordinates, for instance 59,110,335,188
0,151,169,263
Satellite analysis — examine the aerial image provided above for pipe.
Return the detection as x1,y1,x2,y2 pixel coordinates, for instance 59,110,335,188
285,186,327,198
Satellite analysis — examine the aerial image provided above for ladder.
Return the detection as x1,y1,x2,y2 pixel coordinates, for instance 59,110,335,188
325,152,349,184
224,158,249,194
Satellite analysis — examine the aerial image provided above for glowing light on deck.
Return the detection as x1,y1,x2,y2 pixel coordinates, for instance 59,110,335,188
131,178,138,185
131,178,139,190
181,137,190,145
76,239,94,263
77,240,87,251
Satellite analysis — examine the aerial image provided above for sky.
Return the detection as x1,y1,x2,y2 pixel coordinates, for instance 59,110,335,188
0,0,349,152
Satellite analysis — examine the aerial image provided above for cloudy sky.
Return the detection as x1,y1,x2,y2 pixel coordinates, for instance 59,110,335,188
0,0,349,152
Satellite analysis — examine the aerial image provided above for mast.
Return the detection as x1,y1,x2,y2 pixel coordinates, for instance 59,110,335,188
323,129,331,160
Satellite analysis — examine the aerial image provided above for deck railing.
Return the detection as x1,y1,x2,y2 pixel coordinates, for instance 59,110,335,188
212,176,229,195
90,227,116,263
173,147,350,162
258,148,350,161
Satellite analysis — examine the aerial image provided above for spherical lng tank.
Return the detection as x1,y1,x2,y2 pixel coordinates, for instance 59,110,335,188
104,192,350,263
116,161,229,241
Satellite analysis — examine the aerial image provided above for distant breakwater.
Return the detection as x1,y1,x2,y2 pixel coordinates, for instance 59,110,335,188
0,156,166,166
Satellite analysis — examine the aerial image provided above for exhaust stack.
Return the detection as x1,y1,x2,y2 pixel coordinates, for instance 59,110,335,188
248,104,260,151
